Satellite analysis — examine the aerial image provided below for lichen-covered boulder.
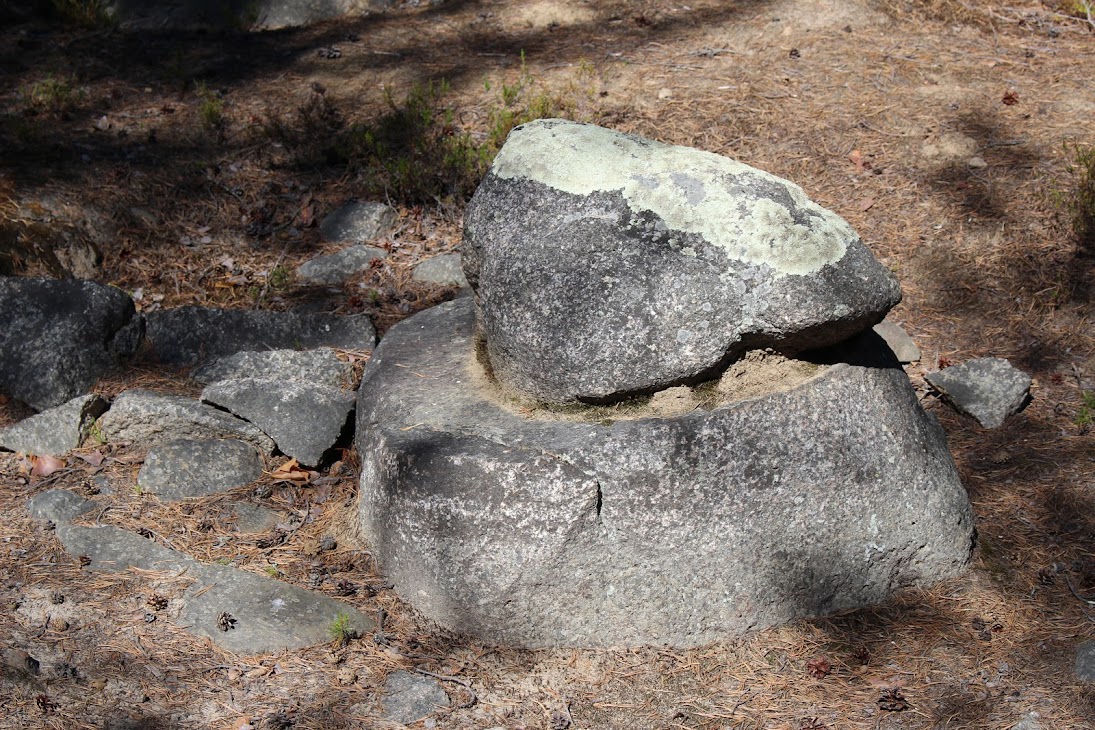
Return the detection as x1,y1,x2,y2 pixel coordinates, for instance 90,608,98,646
355,299,973,648
463,120,901,404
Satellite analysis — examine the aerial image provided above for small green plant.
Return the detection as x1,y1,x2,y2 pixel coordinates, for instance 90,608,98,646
85,421,106,446
263,565,281,578
24,75,81,116
1075,391,1095,428
196,83,225,132
49,0,113,27
1061,143,1095,251
268,264,291,289
328,611,358,644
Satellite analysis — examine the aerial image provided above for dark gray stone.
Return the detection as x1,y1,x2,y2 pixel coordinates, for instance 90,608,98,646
925,357,1032,429
138,439,264,500
27,489,96,523
0,394,107,455
463,119,902,404
27,489,373,653
230,502,283,534
99,390,275,452
0,277,143,411
202,379,354,466
1076,640,1095,682
192,348,353,389
144,306,374,367
105,0,392,31
872,319,921,363
320,201,397,243
355,299,973,647
413,253,469,288
382,671,449,724
296,245,387,286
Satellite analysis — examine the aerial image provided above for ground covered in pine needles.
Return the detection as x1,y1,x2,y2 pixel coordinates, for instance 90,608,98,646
2,0,1095,728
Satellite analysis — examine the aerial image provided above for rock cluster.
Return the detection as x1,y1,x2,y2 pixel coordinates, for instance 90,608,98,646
357,121,975,647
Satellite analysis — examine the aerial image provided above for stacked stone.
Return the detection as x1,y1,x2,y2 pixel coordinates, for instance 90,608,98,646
355,120,974,648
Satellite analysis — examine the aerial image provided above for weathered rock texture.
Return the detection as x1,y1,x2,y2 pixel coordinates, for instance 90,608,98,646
144,306,374,367
99,390,275,452
296,245,386,286
105,0,391,30
0,277,142,410
926,357,1031,428
138,439,264,500
202,379,354,466
0,394,107,456
192,348,353,389
355,300,973,648
320,200,397,243
413,253,469,288
463,120,902,404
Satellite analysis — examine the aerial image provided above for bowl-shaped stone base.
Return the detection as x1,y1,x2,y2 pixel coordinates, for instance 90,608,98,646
355,299,973,648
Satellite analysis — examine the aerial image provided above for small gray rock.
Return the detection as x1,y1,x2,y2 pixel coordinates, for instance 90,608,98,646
144,306,374,367
192,348,353,389
27,489,95,523
382,671,449,725
464,119,901,404
412,253,469,288
296,245,387,286
1077,640,1095,682
202,378,354,466
0,277,143,410
137,439,264,500
926,357,1031,429
99,390,275,452
0,394,107,455
320,200,397,243
872,319,920,363
230,502,283,534
1012,712,1043,730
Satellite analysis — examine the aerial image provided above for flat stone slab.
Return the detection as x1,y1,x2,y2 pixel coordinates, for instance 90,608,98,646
382,671,449,724
138,439,264,500
192,348,353,389
463,119,902,404
296,245,387,286
144,306,374,367
202,379,354,466
1077,640,1095,682
355,299,974,647
925,357,1031,429
229,502,283,534
0,277,143,410
320,200,397,243
872,319,920,363
99,390,275,452
0,394,107,456
413,253,469,288
26,490,373,654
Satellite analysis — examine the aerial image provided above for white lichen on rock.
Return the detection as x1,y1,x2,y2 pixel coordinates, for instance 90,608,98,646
490,119,855,276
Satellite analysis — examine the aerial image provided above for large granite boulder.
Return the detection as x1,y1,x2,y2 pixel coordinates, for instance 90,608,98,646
99,390,275,452
355,299,974,648
0,394,107,456
0,277,143,410
463,120,902,404
144,306,374,367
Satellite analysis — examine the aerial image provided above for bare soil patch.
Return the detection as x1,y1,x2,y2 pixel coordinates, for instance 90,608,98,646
2,1,1095,728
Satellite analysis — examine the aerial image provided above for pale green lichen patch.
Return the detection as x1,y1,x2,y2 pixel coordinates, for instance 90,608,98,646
490,120,856,276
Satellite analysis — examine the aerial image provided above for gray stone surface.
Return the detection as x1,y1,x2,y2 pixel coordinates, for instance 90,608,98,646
1076,640,1095,682
144,306,374,367
355,299,974,647
230,502,283,534
320,200,397,243
202,379,354,466
382,671,449,724
99,390,275,452
463,119,902,404
0,277,143,411
138,439,264,500
926,357,1032,429
296,245,387,286
413,253,469,288
873,319,921,363
27,490,373,653
192,348,353,389
0,394,107,455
